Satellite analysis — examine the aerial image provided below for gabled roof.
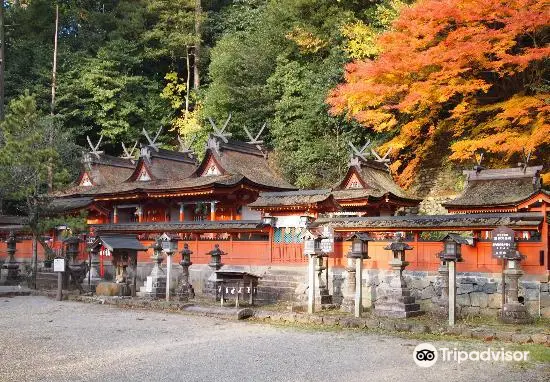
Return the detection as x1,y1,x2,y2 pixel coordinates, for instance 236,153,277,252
443,166,543,210
333,157,420,204
126,145,197,182
80,153,135,186
194,135,295,191
249,189,340,212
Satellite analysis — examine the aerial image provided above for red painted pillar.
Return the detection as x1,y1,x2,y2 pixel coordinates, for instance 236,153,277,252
113,207,118,224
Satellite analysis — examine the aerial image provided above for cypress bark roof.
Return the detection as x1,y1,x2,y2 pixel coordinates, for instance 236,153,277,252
248,189,335,208
310,212,543,231
92,220,264,233
333,158,420,204
195,136,295,190
81,153,135,186
443,166,543,209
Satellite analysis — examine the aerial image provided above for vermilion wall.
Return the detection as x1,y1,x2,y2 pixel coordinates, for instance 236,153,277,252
3,236,546,275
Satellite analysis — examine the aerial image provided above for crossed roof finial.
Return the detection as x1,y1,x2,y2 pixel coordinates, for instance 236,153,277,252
208,114,232,143
142,126,163,152
243,122,267,154
348,140,371,163
121,141,139,163
177,134,196,157
518,148,532,173
473,151,485,174
371,146,392,170
86,135,104,159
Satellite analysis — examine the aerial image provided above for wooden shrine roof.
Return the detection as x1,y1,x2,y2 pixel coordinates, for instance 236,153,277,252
248,189,337,210
82,153,135,186
333,158,420,204
310,212,544,231
443,166,543,210
92,220,265,233
195,136,295,190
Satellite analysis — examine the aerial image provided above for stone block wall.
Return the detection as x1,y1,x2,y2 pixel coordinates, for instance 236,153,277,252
336,268,550,318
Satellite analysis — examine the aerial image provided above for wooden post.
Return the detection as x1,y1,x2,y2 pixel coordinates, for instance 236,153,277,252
210,201,216,221
308,254,315,314
448,260,456,326
113,206,118,224
220,282,225,307
354,257,362,318
501,258,506,310
165,253,172,301
56,271,63,301
179,203,185,222
235,281,240,308
249,279,253,305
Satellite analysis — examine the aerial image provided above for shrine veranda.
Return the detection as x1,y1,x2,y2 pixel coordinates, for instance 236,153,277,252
1,132,549,317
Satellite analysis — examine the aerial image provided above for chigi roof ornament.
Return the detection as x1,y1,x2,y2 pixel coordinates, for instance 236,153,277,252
142,126,163,152
518,148,532,173
208,114,232,143
347,139,371,163
86,135,104,159
121,141,138,164
371,146,392,171
244,122,267,156
177,134,196,158
473,151,485,174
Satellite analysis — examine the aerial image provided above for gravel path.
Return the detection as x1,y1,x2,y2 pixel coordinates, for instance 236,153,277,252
0,296,547,382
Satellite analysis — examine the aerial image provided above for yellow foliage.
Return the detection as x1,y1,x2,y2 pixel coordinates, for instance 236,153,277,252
341,21,380,60
285,28,327,54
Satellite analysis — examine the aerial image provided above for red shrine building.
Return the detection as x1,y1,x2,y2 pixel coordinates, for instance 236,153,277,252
2,126,549,315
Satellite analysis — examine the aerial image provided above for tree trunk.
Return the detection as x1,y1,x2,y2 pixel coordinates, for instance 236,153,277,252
185,47,190,119
47,4,59,192
32,233,38,289
193,0,201,89
0,3,5,121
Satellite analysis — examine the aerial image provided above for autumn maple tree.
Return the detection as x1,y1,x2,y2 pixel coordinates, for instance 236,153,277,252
328,0,550,187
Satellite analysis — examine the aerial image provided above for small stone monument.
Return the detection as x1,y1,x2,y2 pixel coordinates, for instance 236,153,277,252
374,234,422,318
138,240,166,298
314,252,332,305
341,254,356,313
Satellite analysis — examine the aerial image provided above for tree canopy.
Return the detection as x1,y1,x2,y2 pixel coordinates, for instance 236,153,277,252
328,0,549,187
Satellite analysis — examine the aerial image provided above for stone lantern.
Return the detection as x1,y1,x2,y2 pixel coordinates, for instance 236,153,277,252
158,233,179,301
439,234,469,326
342,233,370,317
374,233,422,318
64,236,86,291
1,232,20,285
208,244,226,270
501,246,532,324
303,230,331,313
176,243,195,300
261,215,277,227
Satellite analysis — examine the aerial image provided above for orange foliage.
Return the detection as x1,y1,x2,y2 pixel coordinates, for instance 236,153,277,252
328,0,550,185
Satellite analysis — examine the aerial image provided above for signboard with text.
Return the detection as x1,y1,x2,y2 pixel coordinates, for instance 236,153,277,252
53,258,65,272
491,227,515,258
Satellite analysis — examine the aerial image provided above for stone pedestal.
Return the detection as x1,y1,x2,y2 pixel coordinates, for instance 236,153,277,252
314,254,332,305
436,261,449,315
137,252,166,298
340,259,356,313
83,248,102,292
374,258,423,318
176,260,194,301
501,262,532,324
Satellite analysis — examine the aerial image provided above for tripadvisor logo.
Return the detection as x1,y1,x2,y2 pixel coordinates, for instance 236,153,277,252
413,343,529,368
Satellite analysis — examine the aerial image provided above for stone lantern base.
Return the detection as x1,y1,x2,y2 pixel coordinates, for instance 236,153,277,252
374,287,423,318
501,302,533,324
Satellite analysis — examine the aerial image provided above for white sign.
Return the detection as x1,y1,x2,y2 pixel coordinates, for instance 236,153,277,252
53,258,65,272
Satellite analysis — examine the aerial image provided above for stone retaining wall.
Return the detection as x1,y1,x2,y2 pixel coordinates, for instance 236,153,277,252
332,269,550,318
